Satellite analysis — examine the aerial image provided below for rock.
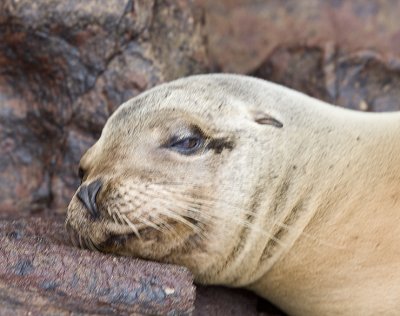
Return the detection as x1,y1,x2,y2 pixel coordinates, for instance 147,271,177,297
199,0,400,73
194,285,284,316
253,48,400,112
199,0,400,112
0,217,195,315
0,0,209,217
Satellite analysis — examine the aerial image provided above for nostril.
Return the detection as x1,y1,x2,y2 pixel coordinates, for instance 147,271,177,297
77,179,102,219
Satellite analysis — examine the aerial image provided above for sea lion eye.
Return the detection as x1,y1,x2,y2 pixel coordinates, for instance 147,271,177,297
168,135,204,155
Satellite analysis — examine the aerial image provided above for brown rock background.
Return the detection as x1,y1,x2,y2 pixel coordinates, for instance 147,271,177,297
1,0,400,315
200,0,400,111
0,0,208,217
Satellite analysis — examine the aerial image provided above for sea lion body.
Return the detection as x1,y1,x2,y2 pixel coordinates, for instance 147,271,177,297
66,74,400,315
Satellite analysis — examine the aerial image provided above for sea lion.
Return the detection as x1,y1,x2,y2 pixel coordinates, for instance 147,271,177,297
66,74,400,316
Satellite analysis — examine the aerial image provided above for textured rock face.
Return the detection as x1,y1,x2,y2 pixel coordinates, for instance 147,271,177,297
0,217,196,315
200,0,400,112
0,0,208,217
200,0,400,72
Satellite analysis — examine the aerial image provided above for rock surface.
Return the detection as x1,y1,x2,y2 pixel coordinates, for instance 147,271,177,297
200,0,400,111
0,0,208,217
0,217,195,315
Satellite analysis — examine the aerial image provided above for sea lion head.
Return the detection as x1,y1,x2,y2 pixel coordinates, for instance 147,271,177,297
66,74,287,285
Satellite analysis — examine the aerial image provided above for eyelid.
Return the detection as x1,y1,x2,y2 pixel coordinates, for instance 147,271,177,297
168,134,203,148
169,132,198,145
165,124,204,144
164,133,205,156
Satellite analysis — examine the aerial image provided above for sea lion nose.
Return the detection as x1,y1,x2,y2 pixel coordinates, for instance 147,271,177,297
77,179,102,219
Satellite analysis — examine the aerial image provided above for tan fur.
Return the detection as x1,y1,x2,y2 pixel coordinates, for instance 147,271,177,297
66,74,400,316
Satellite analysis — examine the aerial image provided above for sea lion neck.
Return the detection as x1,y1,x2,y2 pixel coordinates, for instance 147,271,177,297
250,111,400,315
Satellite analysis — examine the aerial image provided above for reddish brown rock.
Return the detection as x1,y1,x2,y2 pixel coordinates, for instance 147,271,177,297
199,0,400,73
194,285,285,316
199,0,400,112
0,0,209,217
0,217,284,315
0,217,195,315
253,48,400,111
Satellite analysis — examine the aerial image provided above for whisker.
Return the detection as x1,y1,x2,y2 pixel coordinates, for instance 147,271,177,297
121,214,142,240
131,188,205,233
161,187,343,251
158,194,289,249
78,234,85,249
85,236,97,252
130,212,163,233
110,181,339,254
157,207,202,234
136,188,277,244
142,186,216,221
159,220,181,239
88,237,102,252
114,209,126,225
112,213,122,225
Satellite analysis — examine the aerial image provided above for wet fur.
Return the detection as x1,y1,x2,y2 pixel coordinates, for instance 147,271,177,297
66,74,400,316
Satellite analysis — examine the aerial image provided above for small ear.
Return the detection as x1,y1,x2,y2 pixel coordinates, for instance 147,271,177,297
252,110,283,128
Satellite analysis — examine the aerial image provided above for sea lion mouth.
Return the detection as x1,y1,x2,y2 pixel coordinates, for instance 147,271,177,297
98,232,139,249
66,220,155,252
67,228,137,252
67,227,103,252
